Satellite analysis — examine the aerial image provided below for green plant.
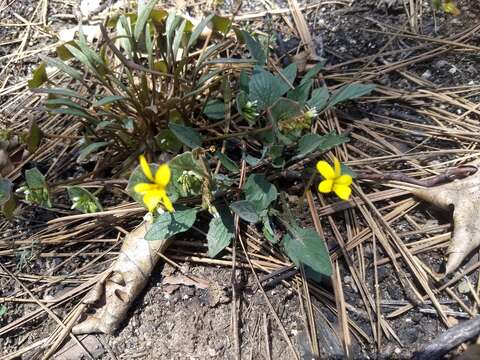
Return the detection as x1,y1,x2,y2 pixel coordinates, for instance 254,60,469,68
17,168,51,208
26,2,376,282
30,2,233,163
68,186,103,213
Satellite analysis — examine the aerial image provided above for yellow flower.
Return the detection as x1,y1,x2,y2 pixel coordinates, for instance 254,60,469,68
316,157,352,200
134,155,174,213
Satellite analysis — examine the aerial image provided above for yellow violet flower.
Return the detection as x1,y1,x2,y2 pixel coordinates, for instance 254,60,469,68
134,155,174,213
316,157,352,201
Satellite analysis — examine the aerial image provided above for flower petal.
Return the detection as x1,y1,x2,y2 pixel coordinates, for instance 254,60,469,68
160,190,174,212
318,179,334,193
155,163,171,187
143,190,163,212
139,155,154,182
134,182,157,194
316,161,335,179
335,174,352,186
334,157,341,177
333,184,351,201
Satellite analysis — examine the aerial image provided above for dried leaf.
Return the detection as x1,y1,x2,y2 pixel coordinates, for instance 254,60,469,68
72,219,171,334
412,165,480,273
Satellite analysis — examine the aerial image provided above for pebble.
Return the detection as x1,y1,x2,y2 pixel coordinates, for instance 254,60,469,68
421,69,432,79
434,60,448,69
449,66,458,75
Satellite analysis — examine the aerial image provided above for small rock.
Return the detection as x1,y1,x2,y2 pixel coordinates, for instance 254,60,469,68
449,66,458,75
421,69,432,79
434,60,448,69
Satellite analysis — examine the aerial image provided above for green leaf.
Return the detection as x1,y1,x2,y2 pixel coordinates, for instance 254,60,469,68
27,119,42,153
300,62,324,85
32,87,88,101
155,129,183,152
327,83,376,109
67,186,103,213
0,304,6,317
0,179,13,206
243,174,278,213
307,86,329,110
216,152,239,173
316,132,350,151
169,122,203,149
150,8,168,24
39,54,83,82
432,0,442,10
207,211,234,257
172,19,187,60
203,99,224,120
2,196,17,219
295,134,322,159
64,43,99,77
28,63,48,88
168,152,207,198
241,30,266,65
77,142,109,162
280,63,297,85
188,14,215,48
262,214,278,243
294,132,349,160
56,40,78,60
145,206,198,241
24,167,51,208
93,96,126,107
270,98,303,123
269,145,283,160
71,30,109,77
283,227,332,280
239,70,250,93
44,98,87,111
165,11,180,54
230,200,259,223
288,80,312,104
169,151,206,177
25,168,46,189
49,107,98,122
117,16,133,59
211,15,231,34
134,0,158,40
249,68,289,110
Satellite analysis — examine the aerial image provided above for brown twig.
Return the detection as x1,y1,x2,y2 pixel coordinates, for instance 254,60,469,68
358,165,478,187
413,316,480,360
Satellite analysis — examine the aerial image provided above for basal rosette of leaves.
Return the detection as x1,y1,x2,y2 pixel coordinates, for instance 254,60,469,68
29,1,234,163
